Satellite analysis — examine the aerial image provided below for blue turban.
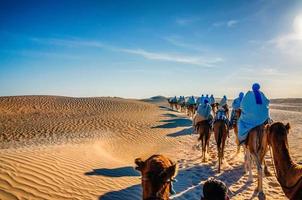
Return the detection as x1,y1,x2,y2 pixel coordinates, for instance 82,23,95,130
239,92,244,101
252,83,262,104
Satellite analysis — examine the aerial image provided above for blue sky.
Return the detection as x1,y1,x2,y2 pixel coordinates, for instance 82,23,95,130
1,0,302,98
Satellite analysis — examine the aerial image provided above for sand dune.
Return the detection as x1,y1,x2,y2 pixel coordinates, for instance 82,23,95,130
0,96,301,199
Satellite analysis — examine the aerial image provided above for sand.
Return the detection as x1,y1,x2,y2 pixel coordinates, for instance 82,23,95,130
0,96,301,199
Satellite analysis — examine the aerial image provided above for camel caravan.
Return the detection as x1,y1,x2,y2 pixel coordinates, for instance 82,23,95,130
135,83,301,200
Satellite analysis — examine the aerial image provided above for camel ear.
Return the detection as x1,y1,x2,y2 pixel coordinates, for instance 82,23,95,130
285,123,291,132
265,124,270,133
160,164,178,181
134,158,145,171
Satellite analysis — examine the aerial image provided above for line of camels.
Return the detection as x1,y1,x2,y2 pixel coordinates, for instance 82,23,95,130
134,98,302,200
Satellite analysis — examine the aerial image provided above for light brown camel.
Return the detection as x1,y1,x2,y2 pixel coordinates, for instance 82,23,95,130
167,99,178,110
178,101,186,113
232,109,241,154
135,155,178,200
244,124,271,199
267,122,302,200
213,119,228,173
197,120,212,162
186,104,196,118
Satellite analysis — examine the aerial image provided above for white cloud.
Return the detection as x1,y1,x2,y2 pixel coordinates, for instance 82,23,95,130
118,48,223,67
175,17,201,26
212,19,239,28
163,36,207,52
227,20,238,27
31,37,223,67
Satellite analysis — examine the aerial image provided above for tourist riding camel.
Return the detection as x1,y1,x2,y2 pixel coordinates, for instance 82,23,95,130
197,94,205,106
178,96,186,112
186,95,196,117
135,155,178,200
205,94,209,104
201,177,230,200
267,122,302,200
230,92,244,154
238,83,271,198
193,99,213,162
209,94,218,117
209,94,215,105
218,95,229,119
168,96,178,110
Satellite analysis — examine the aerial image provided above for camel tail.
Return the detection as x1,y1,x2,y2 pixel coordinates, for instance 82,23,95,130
256,125,264,153
217,121,223,149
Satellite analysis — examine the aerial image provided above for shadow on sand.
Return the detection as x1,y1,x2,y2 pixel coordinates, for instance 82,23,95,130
99,184,141,200
99,162,246,199
161,113,178,118
158,106,178,112
85,166,140,177
167,127,193,137
152,118,192,129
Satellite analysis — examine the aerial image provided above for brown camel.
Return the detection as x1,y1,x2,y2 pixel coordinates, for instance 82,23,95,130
232,109,241,154
267,122,302,200
135,155,178,200
211,103,219,118
244,124,271,199
197,120,212,162
213,119,228,173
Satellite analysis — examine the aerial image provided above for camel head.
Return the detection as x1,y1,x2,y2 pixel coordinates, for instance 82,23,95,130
266,122,290,146
134,155,178,200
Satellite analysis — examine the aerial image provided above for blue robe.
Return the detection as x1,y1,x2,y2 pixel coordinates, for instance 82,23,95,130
197,103,212,119
238,91,270,143
209,96,215,104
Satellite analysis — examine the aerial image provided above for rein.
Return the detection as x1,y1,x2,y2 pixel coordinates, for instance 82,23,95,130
141,176,177,200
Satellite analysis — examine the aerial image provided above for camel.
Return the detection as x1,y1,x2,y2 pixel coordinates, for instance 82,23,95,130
232,109,241,154
167,100,178,111
244,124,271,199
211,103,219,118
196,120,212,162
213,119,228,173
135,155,178,200
267,122,302,199
178,101,186,113
186,104,196,118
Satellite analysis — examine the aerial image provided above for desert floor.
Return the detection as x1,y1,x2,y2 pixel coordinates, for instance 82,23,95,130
0,96,301,200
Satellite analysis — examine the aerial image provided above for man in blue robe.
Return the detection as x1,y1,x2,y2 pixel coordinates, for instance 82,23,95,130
238,83,270,144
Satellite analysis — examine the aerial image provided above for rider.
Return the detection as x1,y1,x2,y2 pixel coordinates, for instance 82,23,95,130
209,94,215,105
238,83,270,144
187,95,196,105
214,95,230,125
170,96,177,103
230,92,244,126
205,94,209,103
197,94,204,105
193,98,213,133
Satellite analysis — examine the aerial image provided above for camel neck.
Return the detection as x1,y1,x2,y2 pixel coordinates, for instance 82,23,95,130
272,137,302,188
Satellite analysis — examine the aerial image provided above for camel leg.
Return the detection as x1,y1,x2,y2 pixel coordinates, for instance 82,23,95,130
253,153,265,197
245,149,253,182
263,158,271,177
234,126,240,154
202,136,206,162
218,148,221,173
206,136,210,154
